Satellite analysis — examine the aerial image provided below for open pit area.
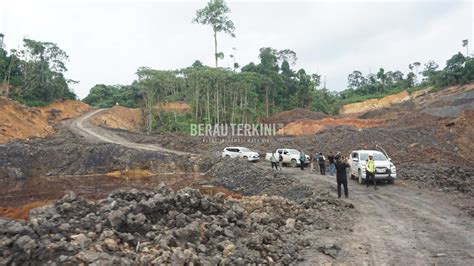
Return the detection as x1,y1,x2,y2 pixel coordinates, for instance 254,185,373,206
0,85,473,264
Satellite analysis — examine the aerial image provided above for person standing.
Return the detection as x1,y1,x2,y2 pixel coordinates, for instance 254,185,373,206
328,152,335,176
317,152,326,175
270,153,278,170
334,155,350,198
366,153,377,189
299,151,306,170
278,153,283,170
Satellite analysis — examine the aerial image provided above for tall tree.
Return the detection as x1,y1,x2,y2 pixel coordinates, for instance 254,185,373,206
193,0,235,68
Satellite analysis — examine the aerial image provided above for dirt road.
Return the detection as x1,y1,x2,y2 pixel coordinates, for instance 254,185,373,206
67,109,193,156
281,166,474,265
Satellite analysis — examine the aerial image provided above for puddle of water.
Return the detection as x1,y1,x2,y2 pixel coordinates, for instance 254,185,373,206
0,173,241,220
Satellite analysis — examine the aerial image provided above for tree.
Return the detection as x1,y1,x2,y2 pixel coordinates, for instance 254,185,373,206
347,70,365,90
11,38,75,105
193,0,235,68
422,60,439,83
376,68,386,92
192,60,204,68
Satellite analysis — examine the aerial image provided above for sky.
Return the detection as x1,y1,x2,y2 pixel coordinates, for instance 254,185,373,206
1,0,473,99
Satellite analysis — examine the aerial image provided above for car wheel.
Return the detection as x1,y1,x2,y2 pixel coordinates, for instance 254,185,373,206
225,155,230,158
243,156,248,160
358,169,364,184
388,179,394,184
291,159,297,167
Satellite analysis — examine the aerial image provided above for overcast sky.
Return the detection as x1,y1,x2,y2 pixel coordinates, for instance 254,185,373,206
1,0,472,99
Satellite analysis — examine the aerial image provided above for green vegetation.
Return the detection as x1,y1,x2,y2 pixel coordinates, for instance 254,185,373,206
0,38,76,106
340,53,474,103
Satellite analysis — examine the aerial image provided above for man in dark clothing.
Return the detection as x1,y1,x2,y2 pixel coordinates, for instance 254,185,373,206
334,155,350,198
317,152,326,175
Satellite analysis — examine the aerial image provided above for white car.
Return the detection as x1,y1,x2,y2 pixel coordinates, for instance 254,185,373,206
265,148,310,167
349,150,397,184
222,147,260,162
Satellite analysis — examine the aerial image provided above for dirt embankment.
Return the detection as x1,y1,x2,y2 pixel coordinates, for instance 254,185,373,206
0,97,90,143
89,106,143,132
88,102,192,132
262,108,328,126
340,91,410,114
279,118,384,136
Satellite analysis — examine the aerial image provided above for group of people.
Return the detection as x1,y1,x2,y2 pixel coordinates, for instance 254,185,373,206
270,150,379,199
313,151,350,198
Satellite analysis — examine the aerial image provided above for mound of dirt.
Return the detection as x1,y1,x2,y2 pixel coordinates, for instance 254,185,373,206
0,97,54,143
0,97,90,144
340,91,410,114
421,89,474,118
262,108,328,126
207,159,313,201
0,187,352,264
398,163,474,196
39,100,91,123
279,118,385,136
89,106,142,132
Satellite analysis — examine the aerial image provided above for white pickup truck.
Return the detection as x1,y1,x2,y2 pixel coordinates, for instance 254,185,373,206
265,149,310,167
349,150,397,184
222,147,260,162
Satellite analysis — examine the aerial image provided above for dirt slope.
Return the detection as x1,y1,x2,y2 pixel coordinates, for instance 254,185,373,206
89,106,142,132
279,118,384,135
340,91,410,114
262,108,328,126
0,97,90,143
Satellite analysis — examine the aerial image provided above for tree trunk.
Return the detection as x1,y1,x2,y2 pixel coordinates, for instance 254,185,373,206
214,29,218,68
265,85,269,118
207,82,211,123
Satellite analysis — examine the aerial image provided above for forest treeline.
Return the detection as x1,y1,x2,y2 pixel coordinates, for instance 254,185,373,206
82,48,474,133
0,38,76,106
1,36,473,134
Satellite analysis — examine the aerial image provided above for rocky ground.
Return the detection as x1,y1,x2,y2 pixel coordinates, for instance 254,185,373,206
0,128,213,180
398,163,474,196
207,159,314,201
0,185,353,265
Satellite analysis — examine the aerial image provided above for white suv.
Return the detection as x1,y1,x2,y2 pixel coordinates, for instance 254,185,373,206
222,147,260,162
349,150,397,184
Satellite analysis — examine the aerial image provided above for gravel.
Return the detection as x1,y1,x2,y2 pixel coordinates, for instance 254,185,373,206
398,163,474,196
0,186,353,265
207,159,313,201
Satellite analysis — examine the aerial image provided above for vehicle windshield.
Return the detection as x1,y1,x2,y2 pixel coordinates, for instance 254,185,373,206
288,149,300,154
360,152,387,161
240,148,251,152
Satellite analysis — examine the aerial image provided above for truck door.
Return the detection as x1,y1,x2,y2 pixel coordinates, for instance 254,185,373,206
350,152,359,175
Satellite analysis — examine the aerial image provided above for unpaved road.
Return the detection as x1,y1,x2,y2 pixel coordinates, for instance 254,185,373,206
67,109,193,156
280,166,474,265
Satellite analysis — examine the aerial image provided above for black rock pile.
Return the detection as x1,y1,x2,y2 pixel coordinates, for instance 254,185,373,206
399,163,474,196
0,186,352,265
207,159,313,201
